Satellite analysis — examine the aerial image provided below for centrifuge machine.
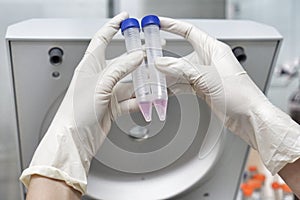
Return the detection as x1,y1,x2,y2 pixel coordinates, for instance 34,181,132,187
6,18,282,200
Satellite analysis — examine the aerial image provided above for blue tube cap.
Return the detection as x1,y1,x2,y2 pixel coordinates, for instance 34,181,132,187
121,18,140,34
141,15,160,29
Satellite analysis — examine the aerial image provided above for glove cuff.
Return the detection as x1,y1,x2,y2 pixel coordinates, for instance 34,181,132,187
20,165,87,194
227,99,300,175
254,102,300,174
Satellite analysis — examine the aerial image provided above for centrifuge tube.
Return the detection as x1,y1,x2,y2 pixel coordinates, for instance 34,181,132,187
281,184,293,200
141,15,168,121
271,181,282,200
121,18,152,122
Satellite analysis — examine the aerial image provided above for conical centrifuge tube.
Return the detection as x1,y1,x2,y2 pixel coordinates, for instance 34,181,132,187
141,15,168,121
121,18,152,122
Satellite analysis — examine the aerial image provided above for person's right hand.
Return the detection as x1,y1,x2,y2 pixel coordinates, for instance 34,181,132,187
155,17,300,175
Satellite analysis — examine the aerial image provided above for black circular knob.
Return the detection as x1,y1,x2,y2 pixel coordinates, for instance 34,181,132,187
232,46,247,63
49,47,63,65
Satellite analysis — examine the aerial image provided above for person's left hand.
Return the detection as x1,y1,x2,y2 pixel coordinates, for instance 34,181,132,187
20,12,143,194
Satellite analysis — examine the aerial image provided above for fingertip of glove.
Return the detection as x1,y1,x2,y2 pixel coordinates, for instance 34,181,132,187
129,50,143,58
117,11,129,19
154,57,164,68
155,57,177,68
158,17,174,29
127,51,144,65
111,12,129,26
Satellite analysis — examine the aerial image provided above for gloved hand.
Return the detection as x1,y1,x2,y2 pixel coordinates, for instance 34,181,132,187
155,17,300,175
20,12,143,194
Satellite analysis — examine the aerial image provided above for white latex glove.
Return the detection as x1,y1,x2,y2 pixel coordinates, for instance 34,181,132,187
155,17,300,175
20,12,143,194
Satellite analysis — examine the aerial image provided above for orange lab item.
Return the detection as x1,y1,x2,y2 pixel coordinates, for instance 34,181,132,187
248,166,258,172
271,181,281,190
281,184,292,193
253,173,266,182
247,179,262,189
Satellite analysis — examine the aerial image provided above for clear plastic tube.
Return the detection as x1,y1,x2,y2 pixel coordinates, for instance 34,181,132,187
272,181,282,200
142,15,168,121
121,18,152,122
282,184,293,200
